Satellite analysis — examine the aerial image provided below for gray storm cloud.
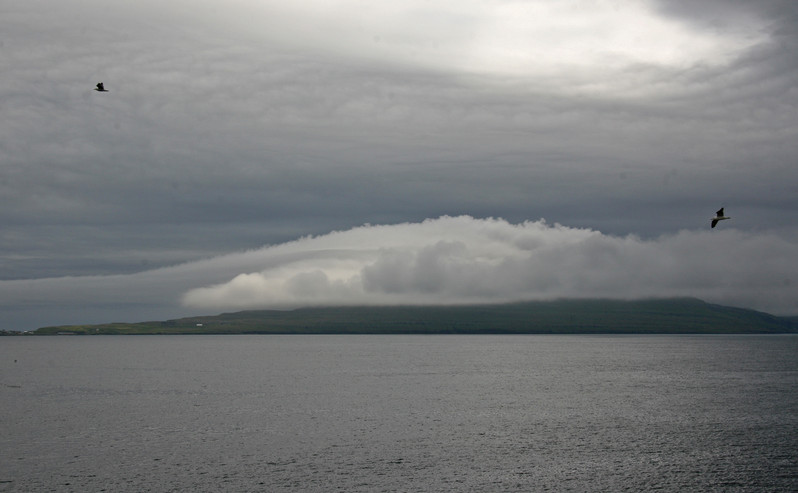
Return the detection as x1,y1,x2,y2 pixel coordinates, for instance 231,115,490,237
181,216,798,314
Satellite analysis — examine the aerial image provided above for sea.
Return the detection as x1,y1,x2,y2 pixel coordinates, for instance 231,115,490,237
1,335,796,492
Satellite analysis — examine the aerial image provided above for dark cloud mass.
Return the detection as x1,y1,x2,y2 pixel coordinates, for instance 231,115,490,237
2,1,798,330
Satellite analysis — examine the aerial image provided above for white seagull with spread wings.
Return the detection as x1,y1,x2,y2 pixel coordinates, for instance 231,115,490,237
711,208,730,228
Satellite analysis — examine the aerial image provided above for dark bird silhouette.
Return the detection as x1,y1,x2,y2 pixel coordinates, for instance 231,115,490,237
711,208,730,228
94,82,109,92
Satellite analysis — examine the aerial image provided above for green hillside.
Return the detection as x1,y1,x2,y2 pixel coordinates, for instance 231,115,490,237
34,298,797,335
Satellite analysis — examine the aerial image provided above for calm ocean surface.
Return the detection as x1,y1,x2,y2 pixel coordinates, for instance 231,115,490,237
1,335,796,492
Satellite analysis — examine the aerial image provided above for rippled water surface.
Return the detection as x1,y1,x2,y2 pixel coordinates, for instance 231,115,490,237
1,335,797,491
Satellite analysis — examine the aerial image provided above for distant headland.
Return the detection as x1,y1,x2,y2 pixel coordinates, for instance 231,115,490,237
20,298,798,335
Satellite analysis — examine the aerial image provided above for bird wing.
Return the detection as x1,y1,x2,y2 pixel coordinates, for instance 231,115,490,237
716,208,724,217
711,219,718,228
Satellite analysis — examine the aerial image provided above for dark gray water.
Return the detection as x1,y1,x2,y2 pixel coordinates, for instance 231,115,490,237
1,335,796,492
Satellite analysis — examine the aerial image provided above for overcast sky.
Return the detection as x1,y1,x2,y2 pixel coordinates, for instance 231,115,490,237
2,0,798,330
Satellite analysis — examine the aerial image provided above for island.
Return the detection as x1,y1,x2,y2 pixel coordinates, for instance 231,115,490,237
31,298,798,335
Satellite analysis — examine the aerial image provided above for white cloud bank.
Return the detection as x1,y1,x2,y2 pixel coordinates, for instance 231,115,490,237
2,216,797,330
182,216,798,315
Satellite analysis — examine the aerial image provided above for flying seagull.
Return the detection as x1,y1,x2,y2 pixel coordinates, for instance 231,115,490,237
711,208,730,228
94,82,108,92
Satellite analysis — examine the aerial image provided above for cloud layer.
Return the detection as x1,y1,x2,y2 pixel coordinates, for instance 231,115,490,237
2,216,797,330
180,216,798,314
